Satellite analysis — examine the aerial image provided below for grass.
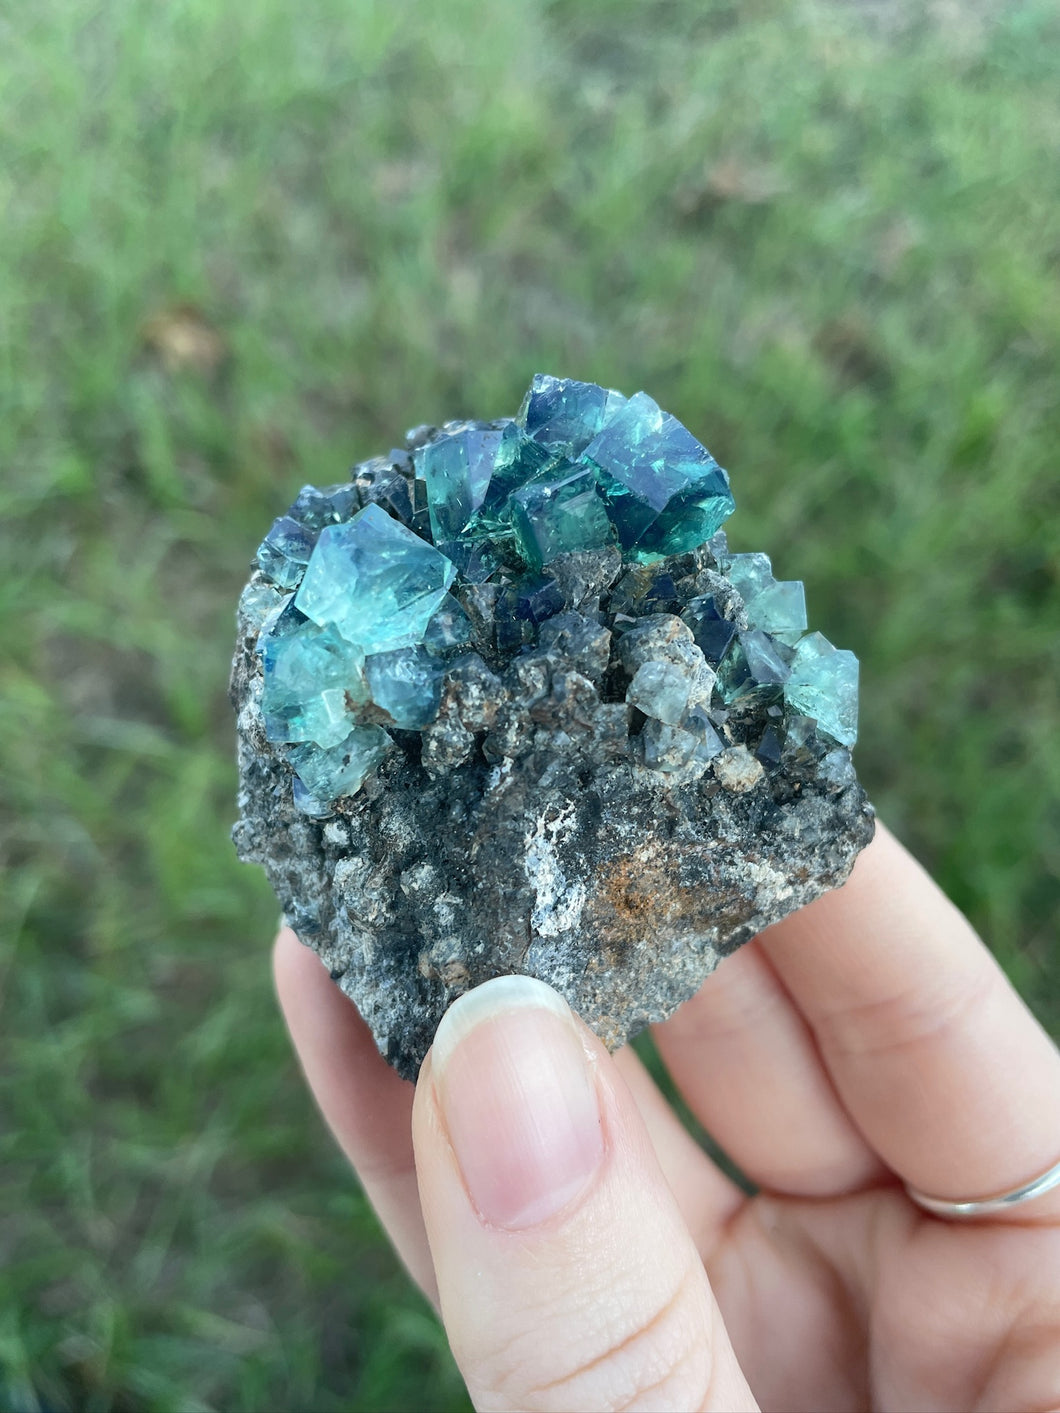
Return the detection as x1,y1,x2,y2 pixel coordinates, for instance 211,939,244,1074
2,0,1059,1407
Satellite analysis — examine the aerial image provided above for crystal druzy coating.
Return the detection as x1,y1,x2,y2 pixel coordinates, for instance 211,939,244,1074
232,374,874,1077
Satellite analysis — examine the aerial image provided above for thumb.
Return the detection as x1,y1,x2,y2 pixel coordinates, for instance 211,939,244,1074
412,976,757,1413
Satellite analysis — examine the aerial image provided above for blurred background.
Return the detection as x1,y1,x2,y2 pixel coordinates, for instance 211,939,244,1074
2,0,1059,1408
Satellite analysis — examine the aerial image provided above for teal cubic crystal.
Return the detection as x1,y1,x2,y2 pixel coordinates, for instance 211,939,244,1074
726,552,774,604
750,580,807,644
260,618,368,748
295,503,456,654
726,552,807,644
255,592,303,647
416,422,567,581
580,391,734,559
292,775,334,818
364,646,442,729
518,374,627,457
512,574,565,625
416,427,504,548
784,631,859,747
474,422,560,516
287,725,392,805
509,467,615,571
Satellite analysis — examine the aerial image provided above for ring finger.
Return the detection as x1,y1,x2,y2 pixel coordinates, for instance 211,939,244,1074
760,823,1060,1221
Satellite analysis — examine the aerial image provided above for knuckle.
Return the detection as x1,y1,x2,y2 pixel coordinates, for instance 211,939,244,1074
474,1260,711,1411
814,959,998,1064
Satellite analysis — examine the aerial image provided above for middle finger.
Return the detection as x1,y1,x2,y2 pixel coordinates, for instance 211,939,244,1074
653,938,887,1197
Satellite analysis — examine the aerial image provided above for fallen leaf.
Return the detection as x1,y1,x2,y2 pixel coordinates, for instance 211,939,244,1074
142,303,227,374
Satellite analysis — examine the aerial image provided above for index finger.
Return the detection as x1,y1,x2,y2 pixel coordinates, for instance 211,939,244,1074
272,928,438,1298
759,823,1060,1220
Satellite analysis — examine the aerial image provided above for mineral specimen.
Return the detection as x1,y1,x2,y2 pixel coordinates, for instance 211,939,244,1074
232,374,874,1079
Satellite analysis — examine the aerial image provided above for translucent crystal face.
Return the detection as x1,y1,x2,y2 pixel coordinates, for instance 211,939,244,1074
580,391,735,557
249,372,860,809
725,552,808,645
295,504,456,652
784,632,859,747
260,617,367,748
409,377,735,570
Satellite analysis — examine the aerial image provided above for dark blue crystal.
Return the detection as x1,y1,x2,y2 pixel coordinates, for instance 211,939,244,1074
494,613,535,656
717,629,792,704
694,620,738,662
256,515,317,590
358,466,414,525
755,726,783,767
518,374,626,457
514,575,566,625
640,571,678,611
288,483,359,533
683,595,739,663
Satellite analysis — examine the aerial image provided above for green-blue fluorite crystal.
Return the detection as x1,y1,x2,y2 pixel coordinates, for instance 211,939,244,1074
295,503,456,654
364,646,442,729
261,618,367,749
256,516,316,590
417,427,503,552
509,467,616,570
726,552,807,645
288,482,359,532
249,371,860,809
717,630,792,705
581,391,735,560
518,374,627,457
287,726,392,801
784,632,859,747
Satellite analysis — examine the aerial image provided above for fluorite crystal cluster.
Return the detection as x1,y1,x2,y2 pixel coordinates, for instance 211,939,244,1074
232,375,874,1078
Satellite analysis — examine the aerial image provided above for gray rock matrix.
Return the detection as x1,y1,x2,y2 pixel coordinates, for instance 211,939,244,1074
232,457,874,1080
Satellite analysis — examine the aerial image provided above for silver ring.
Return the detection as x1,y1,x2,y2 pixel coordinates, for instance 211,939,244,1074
906,1156,1060,1219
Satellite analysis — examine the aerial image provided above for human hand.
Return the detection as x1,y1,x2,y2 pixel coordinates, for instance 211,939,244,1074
273,823,1060,1411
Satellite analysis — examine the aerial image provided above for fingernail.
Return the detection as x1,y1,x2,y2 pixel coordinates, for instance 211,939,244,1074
431,975,605,1230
